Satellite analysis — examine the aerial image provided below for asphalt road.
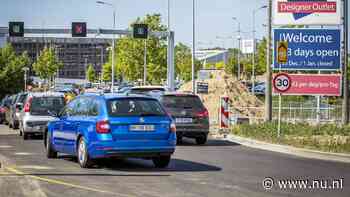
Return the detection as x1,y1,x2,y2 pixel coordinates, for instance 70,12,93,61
0,125,349,197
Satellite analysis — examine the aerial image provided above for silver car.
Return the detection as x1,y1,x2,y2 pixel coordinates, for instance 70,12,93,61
19,92,66,140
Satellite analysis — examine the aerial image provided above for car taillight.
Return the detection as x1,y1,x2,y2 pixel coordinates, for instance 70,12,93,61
24,97,33,113
196,109,209,118
96,120,110,134
170,122,176,133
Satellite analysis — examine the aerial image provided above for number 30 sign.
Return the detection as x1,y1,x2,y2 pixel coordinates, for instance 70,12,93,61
273,73,291,93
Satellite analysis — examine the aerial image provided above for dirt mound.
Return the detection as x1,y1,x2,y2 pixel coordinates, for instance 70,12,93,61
180,70,264,124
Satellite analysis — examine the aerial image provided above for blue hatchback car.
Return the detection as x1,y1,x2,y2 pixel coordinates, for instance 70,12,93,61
44,94,176,168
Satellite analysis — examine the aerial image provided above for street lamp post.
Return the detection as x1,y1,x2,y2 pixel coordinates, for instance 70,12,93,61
192,0,196,93
252,5,267,94
22,67,29,92
97,1,116,93
233,17,241,80
143,39,147,85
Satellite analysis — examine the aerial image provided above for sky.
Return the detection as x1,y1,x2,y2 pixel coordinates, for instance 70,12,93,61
0,0,349,49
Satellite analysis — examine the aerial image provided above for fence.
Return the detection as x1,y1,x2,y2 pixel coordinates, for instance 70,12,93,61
227,101,342,125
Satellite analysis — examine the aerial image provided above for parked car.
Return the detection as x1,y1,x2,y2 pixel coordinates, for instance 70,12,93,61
5,95,15,125
126,86,168,95
45,94,176,168
19,92,65,140
0,97,9,124
159,92,209,145
7,93,28,129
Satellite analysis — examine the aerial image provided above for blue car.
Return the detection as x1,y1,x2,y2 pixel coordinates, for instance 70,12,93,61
44,94,176,168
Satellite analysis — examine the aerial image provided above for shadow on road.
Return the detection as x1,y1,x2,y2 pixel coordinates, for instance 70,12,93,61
178,139,240,147
58,155,222,172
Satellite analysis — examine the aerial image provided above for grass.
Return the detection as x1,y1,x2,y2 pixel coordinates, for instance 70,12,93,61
231,122,350,153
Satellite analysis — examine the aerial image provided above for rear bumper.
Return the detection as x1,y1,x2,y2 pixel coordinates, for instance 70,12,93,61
88,136,176,159
176,125,209,137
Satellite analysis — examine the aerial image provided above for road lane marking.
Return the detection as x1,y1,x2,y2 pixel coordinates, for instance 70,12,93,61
14,152,35,156
0,145,12,148
4,166,134,197
17,165,54,170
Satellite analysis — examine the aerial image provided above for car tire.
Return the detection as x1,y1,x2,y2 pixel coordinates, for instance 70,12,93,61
176,135,183,145
152,156,171,168
195,135,207,145
9,122,12,128
23,133,29,140
77,137,93,168
46,132,57,158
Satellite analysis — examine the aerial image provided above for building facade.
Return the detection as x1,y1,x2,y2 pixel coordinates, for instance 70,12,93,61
7,37,111,79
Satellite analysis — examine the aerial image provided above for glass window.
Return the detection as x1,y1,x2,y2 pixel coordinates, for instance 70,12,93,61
31,96,65,116
107,98,165,117
160,95,205,110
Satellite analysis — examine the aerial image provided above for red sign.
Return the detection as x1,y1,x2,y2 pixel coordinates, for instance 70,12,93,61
273,74,341,96
273,73,291,93
278,2,337,14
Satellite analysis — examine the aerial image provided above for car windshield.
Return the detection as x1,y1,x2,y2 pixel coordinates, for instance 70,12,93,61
161,95,204,110
30,96,65,116
107,98,166,117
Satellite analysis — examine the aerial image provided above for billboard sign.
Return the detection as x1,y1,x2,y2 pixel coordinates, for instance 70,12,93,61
273,74,341,96
272,0,342,25
273,28,341,70
241,39,255,54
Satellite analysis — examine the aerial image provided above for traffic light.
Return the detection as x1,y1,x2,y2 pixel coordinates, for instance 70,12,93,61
9,22,24,37
133,24,148,39
72,22,87,37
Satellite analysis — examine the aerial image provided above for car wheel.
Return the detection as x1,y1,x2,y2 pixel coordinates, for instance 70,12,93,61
46,132,57,158
195,135,207,145
23,133,29,140
176,135,183,145
13,122,18,129
9,122,12,128
152,156,171,168
77,137,93,168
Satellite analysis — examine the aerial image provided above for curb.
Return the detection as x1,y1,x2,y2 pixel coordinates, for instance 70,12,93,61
222,134,350,164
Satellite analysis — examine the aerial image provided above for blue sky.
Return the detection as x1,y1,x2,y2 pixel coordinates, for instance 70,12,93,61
0,0,349,49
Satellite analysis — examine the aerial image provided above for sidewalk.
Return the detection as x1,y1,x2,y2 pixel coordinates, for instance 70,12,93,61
220,134,350,164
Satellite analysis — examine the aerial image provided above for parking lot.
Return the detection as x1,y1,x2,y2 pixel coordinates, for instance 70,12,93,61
0,125,349,197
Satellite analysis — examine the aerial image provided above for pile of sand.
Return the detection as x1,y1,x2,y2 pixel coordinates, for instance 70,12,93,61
180,70,264,123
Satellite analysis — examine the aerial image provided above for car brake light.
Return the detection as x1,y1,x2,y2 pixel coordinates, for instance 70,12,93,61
170,122,176,133
24,97,33,113
196,109,209,118
96,120,110,134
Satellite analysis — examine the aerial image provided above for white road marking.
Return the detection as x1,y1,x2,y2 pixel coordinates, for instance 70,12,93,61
17,165,54,170
0,145,12,148
14,152,35,156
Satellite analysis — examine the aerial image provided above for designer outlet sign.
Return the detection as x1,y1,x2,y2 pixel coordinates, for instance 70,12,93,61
272,0,342,25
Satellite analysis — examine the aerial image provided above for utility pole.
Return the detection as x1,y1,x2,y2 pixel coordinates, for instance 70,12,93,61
342,0,349,124
237,23,241,80
192,0,196,93
143,39,147,85
265,0,273,121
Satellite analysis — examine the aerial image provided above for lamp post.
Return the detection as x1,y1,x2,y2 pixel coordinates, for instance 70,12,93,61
252,5,267,94
22,67,29,92
97,1,116,93
232,17,241,80
192,0,196,93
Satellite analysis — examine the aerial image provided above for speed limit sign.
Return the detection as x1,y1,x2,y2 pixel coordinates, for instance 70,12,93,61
273,73,291,93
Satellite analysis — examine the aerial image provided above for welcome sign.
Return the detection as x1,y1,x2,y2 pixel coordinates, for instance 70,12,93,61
272,0,342,25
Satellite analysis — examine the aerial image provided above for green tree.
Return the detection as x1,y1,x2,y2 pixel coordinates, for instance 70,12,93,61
32,47,63,84
174,42,202,82
86,64,96,82
0,44,30,97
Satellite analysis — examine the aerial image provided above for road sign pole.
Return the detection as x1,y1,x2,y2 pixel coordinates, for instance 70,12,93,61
265,0,273,121
278,93,282,137
342,0,349,124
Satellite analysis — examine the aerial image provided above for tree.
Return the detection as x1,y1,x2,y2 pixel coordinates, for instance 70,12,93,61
174,42,202,82
86,64,96,82
0,44,30,98
32,47,63,84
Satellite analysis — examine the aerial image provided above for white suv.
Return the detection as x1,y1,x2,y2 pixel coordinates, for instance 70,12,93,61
19,92,65,140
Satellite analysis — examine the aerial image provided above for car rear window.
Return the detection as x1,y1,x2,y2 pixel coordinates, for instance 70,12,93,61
17,94,27,103
161,95,204,110
107,98,166,117
30,97,65,116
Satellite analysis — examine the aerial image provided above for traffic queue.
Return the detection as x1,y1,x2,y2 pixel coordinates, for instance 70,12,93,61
0,84,209,168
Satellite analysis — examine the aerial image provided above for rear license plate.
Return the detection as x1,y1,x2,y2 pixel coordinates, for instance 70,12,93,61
129,125,155,132
176,118,193,124
34,126,44,131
